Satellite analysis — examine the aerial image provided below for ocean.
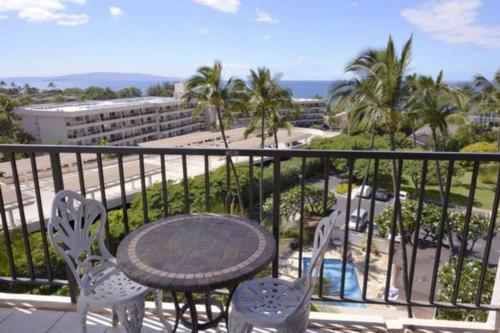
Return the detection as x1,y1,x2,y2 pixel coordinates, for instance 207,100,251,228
4,78,337,99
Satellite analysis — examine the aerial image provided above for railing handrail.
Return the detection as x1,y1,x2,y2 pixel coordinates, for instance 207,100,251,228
0,143,499,317
0,144,499,161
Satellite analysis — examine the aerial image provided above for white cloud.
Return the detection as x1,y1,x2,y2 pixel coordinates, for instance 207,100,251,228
109,6,123,17
401,0,500,48
193,0,240,13
0,0,89,26
256,9,279,24
0,15,8,20
197,28,209,34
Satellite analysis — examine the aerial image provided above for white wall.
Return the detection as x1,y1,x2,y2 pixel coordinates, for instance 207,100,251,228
21,115,40,142
38,117,67,144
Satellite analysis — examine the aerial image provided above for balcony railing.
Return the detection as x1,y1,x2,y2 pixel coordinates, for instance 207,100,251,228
0,144,499,323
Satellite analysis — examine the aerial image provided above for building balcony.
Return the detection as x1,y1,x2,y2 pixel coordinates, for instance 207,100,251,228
0,144,499,332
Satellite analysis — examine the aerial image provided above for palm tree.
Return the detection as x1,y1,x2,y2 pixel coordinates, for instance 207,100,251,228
183,61,247,213
333,35,413,315
245,67,294,222
407,70,465,255
473,70,500,151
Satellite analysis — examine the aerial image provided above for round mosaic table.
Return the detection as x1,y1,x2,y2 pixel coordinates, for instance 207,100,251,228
116,213,276,332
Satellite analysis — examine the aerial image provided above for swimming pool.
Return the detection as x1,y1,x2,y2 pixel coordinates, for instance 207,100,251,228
303,258,365,308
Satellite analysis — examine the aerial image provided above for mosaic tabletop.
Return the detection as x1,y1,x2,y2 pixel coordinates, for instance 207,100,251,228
116,213,276,292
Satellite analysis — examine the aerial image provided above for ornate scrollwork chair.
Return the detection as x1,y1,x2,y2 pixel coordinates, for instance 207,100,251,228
229,210,339,333
48,190,152,333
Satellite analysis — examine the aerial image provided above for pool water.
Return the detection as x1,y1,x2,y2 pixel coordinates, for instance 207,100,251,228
303,258,366,308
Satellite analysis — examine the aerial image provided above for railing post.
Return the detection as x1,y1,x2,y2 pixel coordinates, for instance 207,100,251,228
50,152,78,303
272,156,281,278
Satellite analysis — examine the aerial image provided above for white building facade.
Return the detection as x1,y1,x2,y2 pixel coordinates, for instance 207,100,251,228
15,97,205,146
16,90,326,146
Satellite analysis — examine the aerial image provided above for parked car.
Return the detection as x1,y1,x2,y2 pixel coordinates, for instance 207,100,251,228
375,188,391,201
356,185,373,198
349,208,369,231
399,190,410,200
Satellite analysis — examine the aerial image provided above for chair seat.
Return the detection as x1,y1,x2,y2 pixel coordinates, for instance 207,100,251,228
81,267,150,307
231,278,306,327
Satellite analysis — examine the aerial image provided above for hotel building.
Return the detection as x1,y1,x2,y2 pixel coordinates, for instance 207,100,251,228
15,97,205,146
15,85,326,146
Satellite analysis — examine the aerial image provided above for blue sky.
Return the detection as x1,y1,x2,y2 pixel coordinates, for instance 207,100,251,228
0,0,499,81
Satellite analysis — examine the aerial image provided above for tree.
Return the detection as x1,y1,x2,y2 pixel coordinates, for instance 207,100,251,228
407,71,465,198
183,61,247,213
245,67,295,221
245,68,295,149
47,82,57,91
52,94,65,103
449,211,490,252
0,95,19,142
374,200,442,243
117,87,142,98
147,82,174,97
472,70,500,151
330,36,414,313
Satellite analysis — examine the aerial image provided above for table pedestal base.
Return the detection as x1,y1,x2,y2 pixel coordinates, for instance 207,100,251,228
180,292,225,332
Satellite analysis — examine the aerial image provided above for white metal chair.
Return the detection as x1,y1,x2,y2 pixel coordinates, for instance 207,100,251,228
229,210,339,333
48,190,151,333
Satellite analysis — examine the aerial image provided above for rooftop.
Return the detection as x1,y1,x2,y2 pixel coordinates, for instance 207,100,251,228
16,97,179,114
15,96,324,115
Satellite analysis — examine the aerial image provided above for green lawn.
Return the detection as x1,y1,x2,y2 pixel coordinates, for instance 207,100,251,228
375,168,496,210
400,169,496,209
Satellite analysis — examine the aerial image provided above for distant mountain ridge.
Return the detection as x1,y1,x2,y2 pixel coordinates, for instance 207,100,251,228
1,72,183,83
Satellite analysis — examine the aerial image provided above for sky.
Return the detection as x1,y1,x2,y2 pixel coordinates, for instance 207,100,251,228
0,0,499,81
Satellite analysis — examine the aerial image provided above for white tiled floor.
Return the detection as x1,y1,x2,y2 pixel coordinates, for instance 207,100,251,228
0,306,382,333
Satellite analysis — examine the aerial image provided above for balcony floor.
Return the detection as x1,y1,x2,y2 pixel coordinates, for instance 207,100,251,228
0,305,390,333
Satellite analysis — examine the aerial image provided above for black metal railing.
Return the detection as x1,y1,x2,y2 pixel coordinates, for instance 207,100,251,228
0,144,499,317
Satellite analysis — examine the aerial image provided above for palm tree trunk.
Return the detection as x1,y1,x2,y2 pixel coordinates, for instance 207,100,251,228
273,132,279,149
431,130,455,257
259,109,265,223
388,131,412,318
215,108,244,214
412,129,417,149
355,127,375,230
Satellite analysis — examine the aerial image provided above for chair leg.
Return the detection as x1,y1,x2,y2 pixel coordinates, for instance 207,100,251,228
228,311,253,333
115,298,145,333
154,289,174,333
112,308,119,327
77,301,89,333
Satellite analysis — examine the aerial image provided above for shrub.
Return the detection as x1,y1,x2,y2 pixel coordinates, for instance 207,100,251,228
461,142,497,153
436,258,495,322
263,184,337,221
479,162,499,184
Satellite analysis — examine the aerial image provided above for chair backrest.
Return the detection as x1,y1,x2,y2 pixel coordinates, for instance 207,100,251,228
305,210,339,288
291,210,339,316
48,190,112,294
